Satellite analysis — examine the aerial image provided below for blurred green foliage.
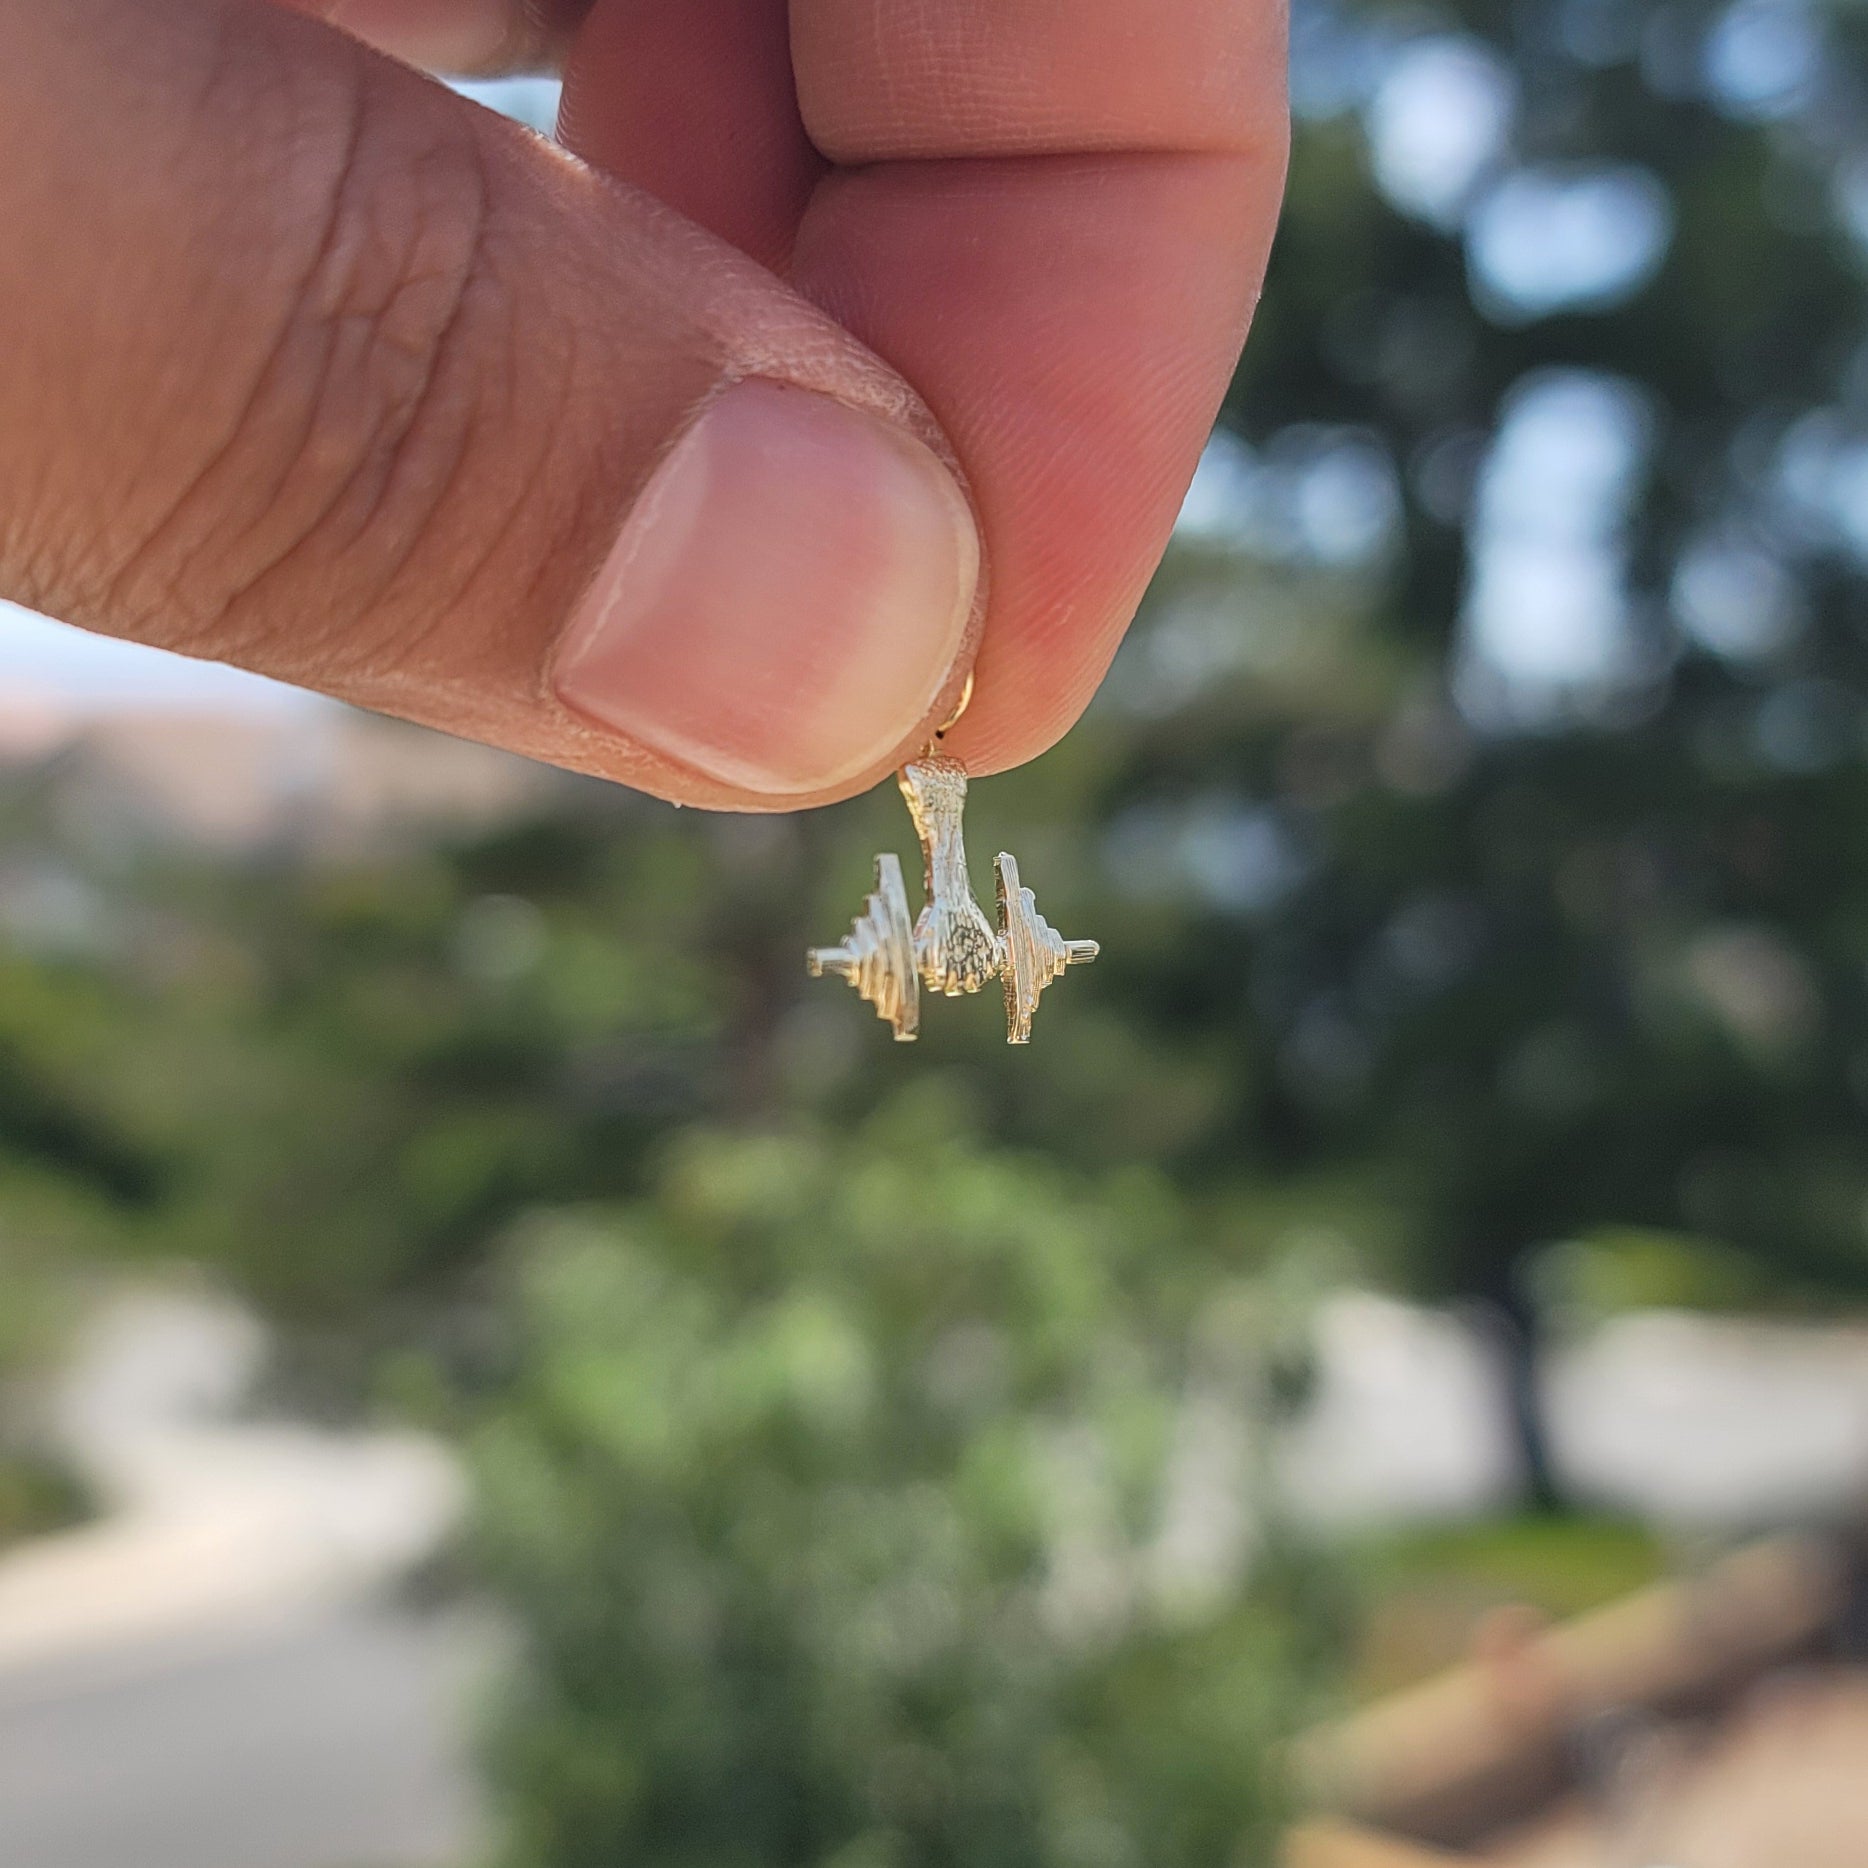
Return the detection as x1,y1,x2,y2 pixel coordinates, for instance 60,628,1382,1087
0,951,137,1542
0,1440,91,1552
0,782,1350,1850
1347,1514,1668,1698
1532,1226,1777,1317
1359,1515,1666,1623
471,1104,1337,1868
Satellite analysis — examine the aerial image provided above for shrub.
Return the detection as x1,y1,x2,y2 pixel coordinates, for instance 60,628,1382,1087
470,1099,1332,1868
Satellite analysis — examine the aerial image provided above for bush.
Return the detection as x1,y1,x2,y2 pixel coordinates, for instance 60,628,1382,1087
470,1099,1334,1868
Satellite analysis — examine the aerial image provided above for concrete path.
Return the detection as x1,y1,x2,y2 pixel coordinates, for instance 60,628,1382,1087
0,1606,484,1868
0,1290,481,1868
0,1291,464,1675
1281,1293,1868,1529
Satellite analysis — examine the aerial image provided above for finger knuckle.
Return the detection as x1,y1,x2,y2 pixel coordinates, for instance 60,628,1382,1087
113,53,505,680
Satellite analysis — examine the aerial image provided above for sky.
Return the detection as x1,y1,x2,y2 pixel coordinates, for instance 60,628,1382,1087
0,602,313,715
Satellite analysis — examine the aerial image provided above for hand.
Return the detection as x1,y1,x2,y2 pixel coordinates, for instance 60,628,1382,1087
0,0,1286,809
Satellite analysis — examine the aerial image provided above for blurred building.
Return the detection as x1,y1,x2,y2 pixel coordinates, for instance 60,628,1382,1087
0,701,562,856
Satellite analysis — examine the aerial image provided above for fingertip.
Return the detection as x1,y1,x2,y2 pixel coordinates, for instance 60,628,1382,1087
551,380,982,799
794,151,1281,785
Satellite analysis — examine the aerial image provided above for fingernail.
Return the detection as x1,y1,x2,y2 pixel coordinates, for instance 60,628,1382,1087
553,379,980,797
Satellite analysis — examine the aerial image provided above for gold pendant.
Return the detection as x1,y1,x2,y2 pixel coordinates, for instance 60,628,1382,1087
807,750,1098,1045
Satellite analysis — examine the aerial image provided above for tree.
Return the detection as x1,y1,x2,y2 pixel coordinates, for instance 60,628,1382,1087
935,0,1868,1504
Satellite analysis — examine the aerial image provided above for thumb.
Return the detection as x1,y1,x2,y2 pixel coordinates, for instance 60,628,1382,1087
0,0,982,809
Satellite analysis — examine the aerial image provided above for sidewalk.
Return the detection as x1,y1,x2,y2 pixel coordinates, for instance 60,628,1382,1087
0,1604,484,1868
0,1289,480,1868
0,1289,464,1674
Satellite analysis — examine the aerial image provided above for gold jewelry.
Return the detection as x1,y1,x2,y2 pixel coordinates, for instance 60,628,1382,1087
807,746,1098,1045
934,670,975,740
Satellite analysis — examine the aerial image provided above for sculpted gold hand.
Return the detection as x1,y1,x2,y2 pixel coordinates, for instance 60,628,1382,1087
898,754,999,997
807,749,1098,1045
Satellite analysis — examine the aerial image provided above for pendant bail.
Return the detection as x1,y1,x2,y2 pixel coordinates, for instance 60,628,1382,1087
933,670,975,741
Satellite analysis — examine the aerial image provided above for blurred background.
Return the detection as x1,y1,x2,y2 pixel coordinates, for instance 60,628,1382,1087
5,2,1868,1863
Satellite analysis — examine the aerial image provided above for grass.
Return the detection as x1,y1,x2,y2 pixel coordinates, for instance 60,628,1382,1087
0,1449,93,1552
1344,1514,1670,1702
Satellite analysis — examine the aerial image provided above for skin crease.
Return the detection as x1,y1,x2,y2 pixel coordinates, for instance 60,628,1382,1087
12,0,1289,809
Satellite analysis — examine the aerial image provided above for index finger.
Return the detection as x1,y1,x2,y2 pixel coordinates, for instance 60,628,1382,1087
563,0,1289,777
792,0,1284,160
